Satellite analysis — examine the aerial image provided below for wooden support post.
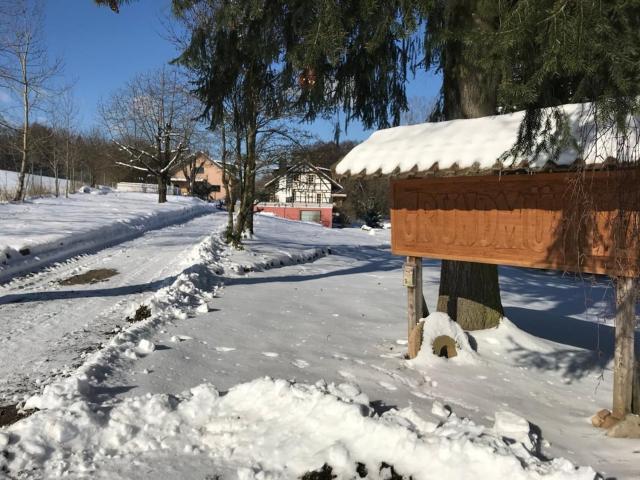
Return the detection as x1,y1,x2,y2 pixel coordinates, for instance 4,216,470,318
404,256,423,339
612,277,637,419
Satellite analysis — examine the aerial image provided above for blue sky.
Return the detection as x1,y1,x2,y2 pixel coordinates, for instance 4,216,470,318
44,0,441,142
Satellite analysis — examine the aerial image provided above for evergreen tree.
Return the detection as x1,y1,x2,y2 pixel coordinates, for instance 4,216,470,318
494,0,640,158
96,0,640,331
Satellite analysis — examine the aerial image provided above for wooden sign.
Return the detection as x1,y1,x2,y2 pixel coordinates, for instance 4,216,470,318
391,170,640,276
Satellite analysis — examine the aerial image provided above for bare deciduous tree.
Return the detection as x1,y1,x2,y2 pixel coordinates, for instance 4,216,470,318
43,88,78,197
0,0,63,201
100,67,200,203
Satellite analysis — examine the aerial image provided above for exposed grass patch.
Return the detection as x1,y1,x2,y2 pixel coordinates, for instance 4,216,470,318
59,268,118,286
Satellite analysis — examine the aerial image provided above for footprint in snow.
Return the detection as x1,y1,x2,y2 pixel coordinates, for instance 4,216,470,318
378,381,397,391
215,347,236,352
262,352,279,358
292,359,309,369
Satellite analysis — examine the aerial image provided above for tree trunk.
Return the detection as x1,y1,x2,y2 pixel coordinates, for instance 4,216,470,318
54,165,59,197
436,0,504,330
221,124,236,244
65,135,70,198
158,175,167,203
14,84,29,201
246,122,257,235
612,277,637,418
437,261,503,330
632,358,639,415
189,173,196,196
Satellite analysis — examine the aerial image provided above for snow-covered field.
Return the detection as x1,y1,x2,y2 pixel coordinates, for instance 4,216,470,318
0,190,215,283
1,213,637,479
0,169,73,198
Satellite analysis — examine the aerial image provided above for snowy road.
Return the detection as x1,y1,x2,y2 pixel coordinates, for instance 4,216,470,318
0,211,226,404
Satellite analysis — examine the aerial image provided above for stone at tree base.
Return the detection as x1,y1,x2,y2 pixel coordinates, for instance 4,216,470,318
606,414,640,438
600,414,621,430
408,322,424,359
591,409,612,428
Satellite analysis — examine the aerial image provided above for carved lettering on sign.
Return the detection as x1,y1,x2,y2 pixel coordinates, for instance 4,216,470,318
391,171,640,276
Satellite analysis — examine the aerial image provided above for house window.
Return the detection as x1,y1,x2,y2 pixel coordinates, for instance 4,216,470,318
316,193,322,203
307,174,315,185
195,166,205,174
293,173,301,182
300,210,321,223
210,185,221,192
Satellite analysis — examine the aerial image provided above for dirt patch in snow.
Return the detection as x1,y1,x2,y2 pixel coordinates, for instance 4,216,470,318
126,304,151,323
0,404,35,428
300,462,408,480
59,268,118,285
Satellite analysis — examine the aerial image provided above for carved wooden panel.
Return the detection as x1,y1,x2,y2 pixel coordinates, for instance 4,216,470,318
391,171,640,276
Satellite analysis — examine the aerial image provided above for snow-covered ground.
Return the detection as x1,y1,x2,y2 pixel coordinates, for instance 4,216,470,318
0,211,228,405
1,214,637,479
0,169,73,197
0,190,215,282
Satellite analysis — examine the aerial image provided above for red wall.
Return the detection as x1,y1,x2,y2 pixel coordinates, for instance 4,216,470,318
255,205,333,228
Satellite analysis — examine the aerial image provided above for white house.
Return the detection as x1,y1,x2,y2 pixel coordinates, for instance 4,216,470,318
257,161,345,227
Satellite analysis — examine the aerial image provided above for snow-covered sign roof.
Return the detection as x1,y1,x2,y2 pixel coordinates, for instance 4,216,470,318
335,103,640,176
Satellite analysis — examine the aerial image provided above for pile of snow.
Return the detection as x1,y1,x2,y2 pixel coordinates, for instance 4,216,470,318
494,410,537,451
2,377,594,479
0,191,214,283
411,312,479,365
221,245,330,274
77,185,112,195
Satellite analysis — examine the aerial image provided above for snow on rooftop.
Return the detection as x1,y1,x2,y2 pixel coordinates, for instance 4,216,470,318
336,103,639,176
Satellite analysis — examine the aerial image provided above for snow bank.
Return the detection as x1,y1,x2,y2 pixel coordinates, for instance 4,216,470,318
0,191,215,283
2,377,595,479
220,245,330,274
